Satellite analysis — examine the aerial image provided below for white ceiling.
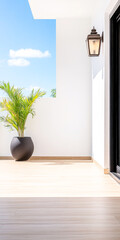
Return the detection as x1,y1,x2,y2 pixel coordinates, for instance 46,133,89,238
28,0,108,19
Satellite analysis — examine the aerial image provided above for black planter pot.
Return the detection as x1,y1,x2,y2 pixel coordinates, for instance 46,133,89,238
10,137,34,161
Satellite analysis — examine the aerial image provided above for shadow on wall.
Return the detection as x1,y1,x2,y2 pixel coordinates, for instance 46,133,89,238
92,56,104,80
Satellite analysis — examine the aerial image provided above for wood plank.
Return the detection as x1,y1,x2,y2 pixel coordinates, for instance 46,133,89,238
0,198,120,239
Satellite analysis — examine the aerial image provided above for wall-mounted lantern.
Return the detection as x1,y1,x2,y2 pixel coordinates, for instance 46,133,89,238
87,27,103,57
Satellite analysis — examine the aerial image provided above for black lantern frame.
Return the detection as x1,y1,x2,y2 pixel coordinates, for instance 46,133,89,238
87,27,103,57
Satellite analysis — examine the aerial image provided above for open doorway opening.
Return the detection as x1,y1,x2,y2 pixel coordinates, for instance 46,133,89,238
110,6,120,178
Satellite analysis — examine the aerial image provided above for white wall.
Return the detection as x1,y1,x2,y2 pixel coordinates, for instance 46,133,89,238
0,18,92,156
91,0,110,168
91,12,106,167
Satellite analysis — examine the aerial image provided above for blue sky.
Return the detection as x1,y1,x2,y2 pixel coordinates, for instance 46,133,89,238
0,0,56,97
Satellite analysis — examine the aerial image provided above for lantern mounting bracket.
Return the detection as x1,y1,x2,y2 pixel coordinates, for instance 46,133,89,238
101,32,104,42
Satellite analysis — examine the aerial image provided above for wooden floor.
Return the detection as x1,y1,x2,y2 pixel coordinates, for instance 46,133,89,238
0,160,120,239
0,160,120,197
1,197,120,239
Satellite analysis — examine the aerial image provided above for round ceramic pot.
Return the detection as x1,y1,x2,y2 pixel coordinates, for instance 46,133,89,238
10,137,34,161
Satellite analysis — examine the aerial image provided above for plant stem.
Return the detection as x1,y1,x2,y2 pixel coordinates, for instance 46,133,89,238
18,127,24,137
21,131,24,137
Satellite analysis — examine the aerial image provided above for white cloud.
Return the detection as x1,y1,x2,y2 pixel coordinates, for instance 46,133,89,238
9,49,51,59
28,85,45,91
29,85,40,91
25,86,46,94
8,58,30,67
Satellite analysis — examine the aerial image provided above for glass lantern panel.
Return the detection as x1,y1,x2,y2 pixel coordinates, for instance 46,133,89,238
89,39,100,55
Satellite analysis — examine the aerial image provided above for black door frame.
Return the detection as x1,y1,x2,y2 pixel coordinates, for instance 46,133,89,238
110,6,120,172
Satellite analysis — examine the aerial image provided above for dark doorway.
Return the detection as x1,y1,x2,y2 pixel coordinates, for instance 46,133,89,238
110,6,120,176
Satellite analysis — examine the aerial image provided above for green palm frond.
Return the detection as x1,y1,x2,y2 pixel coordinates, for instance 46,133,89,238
50,88,56,98
0,82,46,137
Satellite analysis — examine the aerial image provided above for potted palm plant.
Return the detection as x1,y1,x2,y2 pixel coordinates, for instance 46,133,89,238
0,82,46,161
